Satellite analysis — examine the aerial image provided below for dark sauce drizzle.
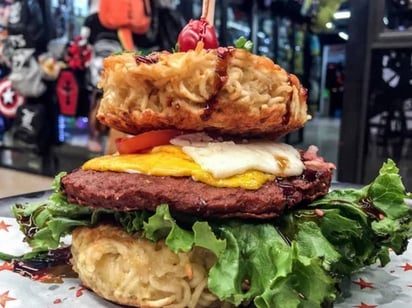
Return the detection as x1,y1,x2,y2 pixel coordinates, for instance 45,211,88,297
201,47,233,121
359,197,385,220
135,53,160,65
282,75,293,125
3,246,76,283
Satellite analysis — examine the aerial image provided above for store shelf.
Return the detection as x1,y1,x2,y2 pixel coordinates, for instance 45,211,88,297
373,31,412,49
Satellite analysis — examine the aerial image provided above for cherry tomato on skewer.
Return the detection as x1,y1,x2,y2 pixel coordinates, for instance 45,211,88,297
177,17,218,52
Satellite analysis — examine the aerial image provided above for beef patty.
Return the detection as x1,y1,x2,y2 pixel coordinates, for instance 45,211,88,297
61,154,334,219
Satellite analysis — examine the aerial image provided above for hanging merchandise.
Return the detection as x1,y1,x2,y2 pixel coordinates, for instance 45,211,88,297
98,0,153,50
88,33,122,89
55,36,92,117
132,0,186,52
12,102,50,153
0,78,25,118
6,0,49,53
8,48,46,98
83,13,123,90
82,12,118,46
64,36,92,71
0,0,10,39
56,69,79,117
99,0,152,35
38,54,66,81
0,35,18,68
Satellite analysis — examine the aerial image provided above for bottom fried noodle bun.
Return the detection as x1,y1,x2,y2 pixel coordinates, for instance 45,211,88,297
71,224,230,308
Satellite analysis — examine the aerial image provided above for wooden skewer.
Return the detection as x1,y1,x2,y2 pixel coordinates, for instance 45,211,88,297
202,0,216,26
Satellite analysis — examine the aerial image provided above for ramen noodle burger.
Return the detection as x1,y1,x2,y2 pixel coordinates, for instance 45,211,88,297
64,42,333,307
9,41,411,308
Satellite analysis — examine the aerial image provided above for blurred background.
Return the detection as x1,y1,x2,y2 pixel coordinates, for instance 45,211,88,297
0,0,411,193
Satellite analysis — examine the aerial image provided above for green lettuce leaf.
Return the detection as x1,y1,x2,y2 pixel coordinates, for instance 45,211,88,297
207,222,337,307
12,199,92,251
114,210,149,233
209,222,289,305
144,204,194,252
366,160,409,219
294,221,341,271
193,222,226,257
255,243,337,308
290,159,412,272
144,205,226,255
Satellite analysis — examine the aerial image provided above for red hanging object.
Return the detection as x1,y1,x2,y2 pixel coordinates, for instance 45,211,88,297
0,78,25,118
65,36,92,70
56,70,79,116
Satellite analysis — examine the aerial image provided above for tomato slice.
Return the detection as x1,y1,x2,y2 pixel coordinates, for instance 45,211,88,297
115,129,181,154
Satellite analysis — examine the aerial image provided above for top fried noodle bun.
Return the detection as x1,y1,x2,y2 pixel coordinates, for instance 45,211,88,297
97,43,309,138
